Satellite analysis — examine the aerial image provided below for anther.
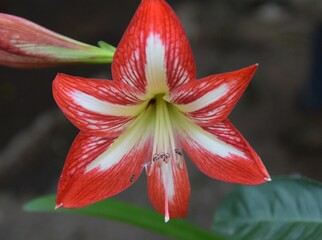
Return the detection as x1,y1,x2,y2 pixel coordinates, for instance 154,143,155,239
153,154,160,162
159,152,170,163
174,149,184,170
175,149,183,156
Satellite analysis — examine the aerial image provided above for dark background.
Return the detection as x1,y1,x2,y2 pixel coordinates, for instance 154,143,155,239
1,0,322,239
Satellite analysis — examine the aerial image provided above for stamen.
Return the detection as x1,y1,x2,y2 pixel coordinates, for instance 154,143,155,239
152,153,160,162
174,148,184,170
148,95,183,220
174,149,183,156
159,152,170,163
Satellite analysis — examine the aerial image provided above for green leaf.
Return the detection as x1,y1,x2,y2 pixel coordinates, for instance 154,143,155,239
24,195,225,240
213,176,322,240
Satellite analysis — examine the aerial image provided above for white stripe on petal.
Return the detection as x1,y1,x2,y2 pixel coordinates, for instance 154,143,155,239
85,106,154,172
145,33,168,94
170,105,246,158
186,125,246,158
174,83,229,113
72,91,146,117
85,130,142,172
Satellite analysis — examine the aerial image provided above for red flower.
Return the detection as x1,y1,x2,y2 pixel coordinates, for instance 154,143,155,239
0,13,114,68
53,0,270,221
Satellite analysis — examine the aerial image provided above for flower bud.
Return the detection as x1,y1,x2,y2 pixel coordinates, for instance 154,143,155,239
0,13,115,68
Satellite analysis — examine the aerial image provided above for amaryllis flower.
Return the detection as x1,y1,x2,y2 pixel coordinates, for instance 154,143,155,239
0,13,114,68
53,0,270,221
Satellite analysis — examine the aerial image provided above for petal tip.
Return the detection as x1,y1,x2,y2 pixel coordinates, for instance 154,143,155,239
164,216,170,223
248,63,259,72
54,72,68,81
52,72,66,86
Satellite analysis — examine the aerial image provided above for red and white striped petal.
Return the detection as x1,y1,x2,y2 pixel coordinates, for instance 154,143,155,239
173,110,270,184
112,0,196,94
53,73,148,137
56,111,155,208
167,65,258,126
147,156,190,221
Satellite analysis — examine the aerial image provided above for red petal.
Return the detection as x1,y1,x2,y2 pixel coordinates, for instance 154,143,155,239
179,119,270,185
53,73,147,137
147,157,190,221
168,65,258,126
56,131,153,208
112,0,196,93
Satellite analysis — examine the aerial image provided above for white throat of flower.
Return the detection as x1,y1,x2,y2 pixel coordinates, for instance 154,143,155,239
143,95,184,222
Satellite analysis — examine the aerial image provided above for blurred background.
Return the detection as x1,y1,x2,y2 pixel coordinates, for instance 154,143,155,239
0,0,322,239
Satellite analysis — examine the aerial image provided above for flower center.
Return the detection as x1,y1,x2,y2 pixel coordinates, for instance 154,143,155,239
144,95,184,173
143,95,185,222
